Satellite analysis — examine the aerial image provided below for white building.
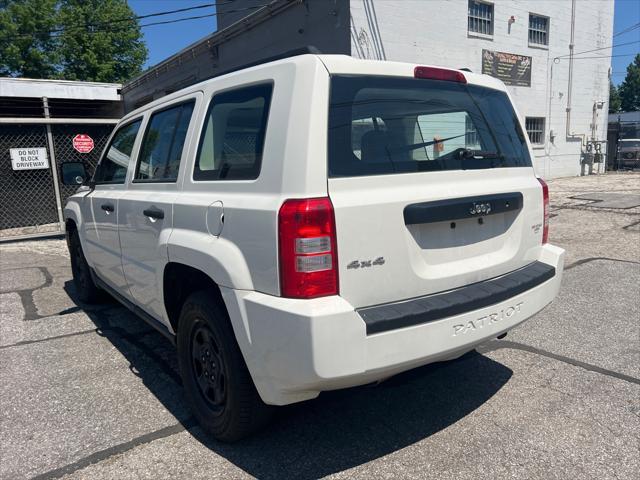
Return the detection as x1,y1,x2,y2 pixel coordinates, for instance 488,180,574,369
350,0,614,178
123,0,615,178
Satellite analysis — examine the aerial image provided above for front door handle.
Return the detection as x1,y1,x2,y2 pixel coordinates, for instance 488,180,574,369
143,206,164,220
101,203,114,213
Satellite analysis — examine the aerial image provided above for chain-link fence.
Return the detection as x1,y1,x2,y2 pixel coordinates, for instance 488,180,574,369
51,124,113,205
0,122,114,239
0,125,59,236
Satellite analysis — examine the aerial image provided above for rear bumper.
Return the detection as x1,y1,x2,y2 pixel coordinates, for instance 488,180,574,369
222,244,564,405
359,261,555,335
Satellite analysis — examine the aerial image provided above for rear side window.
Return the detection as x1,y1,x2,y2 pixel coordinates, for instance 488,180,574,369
93,119,142,184
135,101,195,182
328,76,532,177
194,83,273,181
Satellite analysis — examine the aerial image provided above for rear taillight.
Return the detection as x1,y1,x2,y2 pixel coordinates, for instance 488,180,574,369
538,178,549,244
278,197,338,299
414,66,467,83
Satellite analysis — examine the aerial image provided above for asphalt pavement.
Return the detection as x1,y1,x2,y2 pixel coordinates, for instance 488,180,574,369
1,173,639,480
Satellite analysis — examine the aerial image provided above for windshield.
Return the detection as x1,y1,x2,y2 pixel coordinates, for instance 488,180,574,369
328,75,532,177
619,140,640,148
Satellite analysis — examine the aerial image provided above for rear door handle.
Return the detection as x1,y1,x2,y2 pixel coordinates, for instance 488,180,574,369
101,203,114,213
143,207,164,220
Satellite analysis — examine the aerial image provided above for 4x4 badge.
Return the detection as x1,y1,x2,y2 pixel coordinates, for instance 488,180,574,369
347,257,385,269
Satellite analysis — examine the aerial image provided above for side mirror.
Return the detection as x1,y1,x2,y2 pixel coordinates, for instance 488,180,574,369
60,162,89,186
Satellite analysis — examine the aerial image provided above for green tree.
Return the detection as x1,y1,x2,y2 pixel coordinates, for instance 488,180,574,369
56,0,147,83
0,0,60,78
608,80,621,113
619,54,640,112
0,0,147,82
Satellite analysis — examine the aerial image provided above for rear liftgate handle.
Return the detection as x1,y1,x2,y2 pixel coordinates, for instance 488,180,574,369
403,192,523,225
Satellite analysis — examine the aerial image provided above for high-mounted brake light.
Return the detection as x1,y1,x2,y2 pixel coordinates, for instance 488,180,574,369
278,197,338,299
538,178,550,244
414,66,467,83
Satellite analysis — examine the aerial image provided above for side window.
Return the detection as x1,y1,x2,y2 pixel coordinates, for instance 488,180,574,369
93,119,141,184
194,83,273,181
528,14,549,46
135,101,195,182
468,0,494,36
525,117,545,145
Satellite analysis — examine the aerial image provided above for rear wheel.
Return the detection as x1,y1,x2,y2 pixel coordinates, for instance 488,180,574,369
177,291,274,442
68,229,103,303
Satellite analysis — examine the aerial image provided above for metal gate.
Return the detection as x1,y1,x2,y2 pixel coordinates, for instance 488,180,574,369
0,121,115,241
0,124,60,237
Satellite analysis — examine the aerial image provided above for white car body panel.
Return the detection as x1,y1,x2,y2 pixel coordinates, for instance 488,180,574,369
118,186,176,323
224,244,563,405
328,168,544,308
83,187,129,294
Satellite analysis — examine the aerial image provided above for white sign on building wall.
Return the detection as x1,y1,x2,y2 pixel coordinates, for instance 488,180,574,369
9,148,49,170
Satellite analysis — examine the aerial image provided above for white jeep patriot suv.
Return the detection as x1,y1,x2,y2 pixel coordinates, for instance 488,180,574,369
60,53,564,441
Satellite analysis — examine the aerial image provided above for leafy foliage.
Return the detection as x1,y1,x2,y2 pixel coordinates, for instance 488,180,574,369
618,54,640,112
608,80,621,114
0,0,60,78
0,0,147,82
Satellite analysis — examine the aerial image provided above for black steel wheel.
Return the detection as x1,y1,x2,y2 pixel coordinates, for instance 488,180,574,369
177,291,274,442
190,321,227,413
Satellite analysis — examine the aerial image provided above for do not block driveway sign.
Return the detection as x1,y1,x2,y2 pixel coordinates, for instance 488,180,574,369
9,148,49,170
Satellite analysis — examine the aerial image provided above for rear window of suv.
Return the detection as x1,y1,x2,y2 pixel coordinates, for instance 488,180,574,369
328,75,532,177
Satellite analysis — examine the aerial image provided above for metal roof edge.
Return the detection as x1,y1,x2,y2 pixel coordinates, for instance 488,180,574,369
0,77,121,88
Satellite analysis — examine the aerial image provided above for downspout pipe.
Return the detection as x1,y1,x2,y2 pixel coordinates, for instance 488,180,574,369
565,0,585,144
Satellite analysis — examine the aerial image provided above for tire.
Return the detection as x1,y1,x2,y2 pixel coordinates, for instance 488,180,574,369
177,291,274,442
68,229,103,304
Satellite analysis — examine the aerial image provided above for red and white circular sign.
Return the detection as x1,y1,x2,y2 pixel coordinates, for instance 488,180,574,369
72,134,94,154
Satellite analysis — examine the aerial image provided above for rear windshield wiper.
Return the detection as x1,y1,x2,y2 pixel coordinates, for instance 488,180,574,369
390,133,468,153
458,149,504,160
456,148,506,168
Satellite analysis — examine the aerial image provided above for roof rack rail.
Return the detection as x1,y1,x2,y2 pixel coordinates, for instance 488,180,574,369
201,46,323,84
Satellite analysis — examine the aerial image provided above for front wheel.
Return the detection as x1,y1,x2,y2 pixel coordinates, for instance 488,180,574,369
68,229,103,304
177,291,274,442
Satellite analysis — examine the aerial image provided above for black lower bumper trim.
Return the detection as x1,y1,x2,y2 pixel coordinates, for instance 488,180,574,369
357,261,556,335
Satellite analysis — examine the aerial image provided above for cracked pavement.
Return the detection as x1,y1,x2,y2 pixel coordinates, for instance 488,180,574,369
1,173,639,480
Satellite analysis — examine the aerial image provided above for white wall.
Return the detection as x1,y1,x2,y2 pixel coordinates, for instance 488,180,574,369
0,77,121,101
350,0,615,179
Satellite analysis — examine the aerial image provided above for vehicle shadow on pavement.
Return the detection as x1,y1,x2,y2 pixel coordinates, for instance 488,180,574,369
199,352,512,479
65,281,513,479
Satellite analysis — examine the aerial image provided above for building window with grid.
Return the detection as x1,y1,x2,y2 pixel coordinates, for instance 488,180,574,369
468,1,494,36
465,115,481,148
525,117,545,145
529,14,549,46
